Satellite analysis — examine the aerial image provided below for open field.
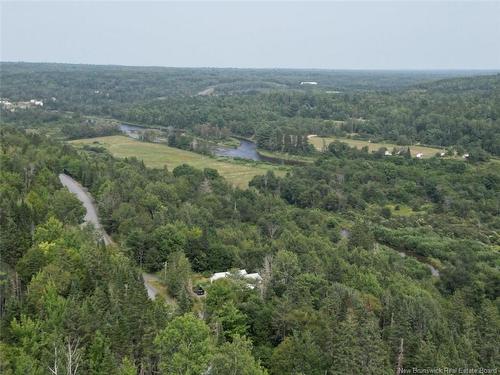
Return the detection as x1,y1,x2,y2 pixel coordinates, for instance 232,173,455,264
70,136,284,188
309,136,444,158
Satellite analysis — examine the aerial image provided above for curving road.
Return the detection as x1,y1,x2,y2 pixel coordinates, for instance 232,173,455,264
58,174,112,245
59,174,158,298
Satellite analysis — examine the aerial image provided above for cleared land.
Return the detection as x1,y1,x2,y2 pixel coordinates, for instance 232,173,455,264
309,136,444,158
71,135,283,188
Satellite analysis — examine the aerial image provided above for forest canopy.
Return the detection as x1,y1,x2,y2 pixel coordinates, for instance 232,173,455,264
0,64,499,373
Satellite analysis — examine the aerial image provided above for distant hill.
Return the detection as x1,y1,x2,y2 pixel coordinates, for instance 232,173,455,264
1,62,495,104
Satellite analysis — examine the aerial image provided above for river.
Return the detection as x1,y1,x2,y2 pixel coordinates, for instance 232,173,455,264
119,124,263,161
213,139,261,161
119,124,146,139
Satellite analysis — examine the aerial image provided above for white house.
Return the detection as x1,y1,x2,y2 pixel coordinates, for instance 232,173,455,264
245,273,263,281
210,269,262,284
29,99,44,106
463,153,470,159
300,81,318,85
384,150,392,156
416,153,424,158
210,272,229,283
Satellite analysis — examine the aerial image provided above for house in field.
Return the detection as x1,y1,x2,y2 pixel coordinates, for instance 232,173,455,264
384,150,392,156
300,81,318,85
209,269,262,288
463,153,470,159
416,153,424,158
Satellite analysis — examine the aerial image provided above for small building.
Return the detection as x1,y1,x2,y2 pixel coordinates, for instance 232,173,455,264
245,273,263,282
210,271,229,283
416,153,424,158
30,99,44,106
463,153,470,159
209,269,262,286
384,150,392,156
300,81,318,85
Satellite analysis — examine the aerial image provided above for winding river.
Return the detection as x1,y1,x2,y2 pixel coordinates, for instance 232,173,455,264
213,139,261,161
119,123,147,139
119,124,263,162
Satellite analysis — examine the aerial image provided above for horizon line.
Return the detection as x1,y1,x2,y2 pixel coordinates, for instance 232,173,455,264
2,61,499,72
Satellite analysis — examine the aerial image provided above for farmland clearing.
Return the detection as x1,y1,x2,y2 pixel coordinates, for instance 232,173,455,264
70,135,285,188
308,135,444,158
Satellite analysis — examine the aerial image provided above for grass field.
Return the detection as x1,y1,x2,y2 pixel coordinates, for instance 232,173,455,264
309,136,444,158
257,149,315,163
71,136,284,188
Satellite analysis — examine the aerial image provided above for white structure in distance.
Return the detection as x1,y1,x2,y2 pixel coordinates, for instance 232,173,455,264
210,269,262,289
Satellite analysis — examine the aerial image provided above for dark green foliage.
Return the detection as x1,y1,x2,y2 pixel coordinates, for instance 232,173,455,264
348,221,375,251
1,66,499,374
61,122,120,140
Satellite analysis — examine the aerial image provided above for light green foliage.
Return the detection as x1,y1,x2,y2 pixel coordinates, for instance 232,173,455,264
33,217,64,245
117,357,137,375
213,300,248,341
272,250,300,296
87,331,116,375
164,251,192,298
50,189,86,225
211,335,267,375
71,136,283,189
154,314,213,375
271,331,325,375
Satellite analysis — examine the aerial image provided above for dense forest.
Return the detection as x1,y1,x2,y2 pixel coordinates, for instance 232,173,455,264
1,127,499,373
2,63,499,155
1,64,499,373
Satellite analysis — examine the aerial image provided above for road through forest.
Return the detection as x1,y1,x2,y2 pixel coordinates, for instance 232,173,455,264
58,173,159,299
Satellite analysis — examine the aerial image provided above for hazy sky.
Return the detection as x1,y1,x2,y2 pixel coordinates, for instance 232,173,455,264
1,1,499,69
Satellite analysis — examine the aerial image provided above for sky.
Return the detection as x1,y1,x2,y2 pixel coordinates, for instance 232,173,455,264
1,1,499,70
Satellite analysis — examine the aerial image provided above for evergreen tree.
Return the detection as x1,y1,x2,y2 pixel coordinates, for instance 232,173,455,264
211,335,267,375
154,314,213,375
87,331,116,375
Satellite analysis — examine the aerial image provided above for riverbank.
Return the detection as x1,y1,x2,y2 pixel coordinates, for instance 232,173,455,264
70,135,286,188
257,149,315,165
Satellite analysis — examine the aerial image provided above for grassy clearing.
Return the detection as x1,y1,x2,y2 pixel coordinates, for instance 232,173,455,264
309,136,444,158
257,149,315,164
386,204,415,217
149,276,177,306
70,135,284,188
